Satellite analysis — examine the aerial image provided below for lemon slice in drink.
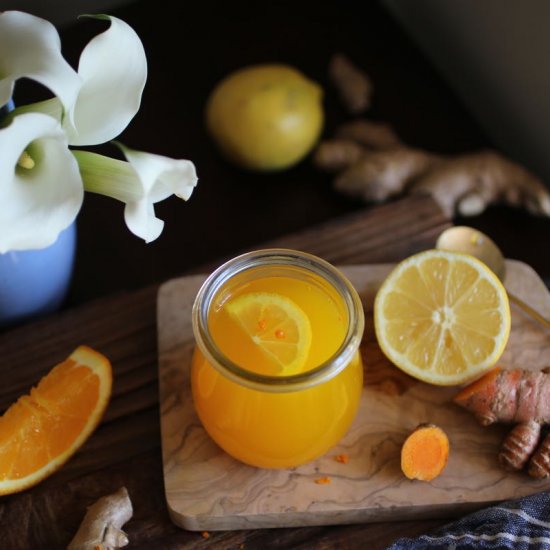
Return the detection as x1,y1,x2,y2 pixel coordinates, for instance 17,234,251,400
374,249,511,386
225,292,312,374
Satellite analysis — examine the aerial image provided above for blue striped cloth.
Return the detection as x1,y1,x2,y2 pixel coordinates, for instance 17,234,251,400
387,491,550,549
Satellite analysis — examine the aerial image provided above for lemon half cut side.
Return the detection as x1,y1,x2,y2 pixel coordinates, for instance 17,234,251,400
374,249,511,386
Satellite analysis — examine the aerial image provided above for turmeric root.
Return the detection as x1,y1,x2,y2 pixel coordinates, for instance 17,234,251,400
528,432,550,478
454,367,550,478
328,53,373,115
499,420,541,471
68,487,133,550
400,424,450,482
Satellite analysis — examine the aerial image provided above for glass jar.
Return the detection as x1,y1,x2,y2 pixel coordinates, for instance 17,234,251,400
191,249,364,469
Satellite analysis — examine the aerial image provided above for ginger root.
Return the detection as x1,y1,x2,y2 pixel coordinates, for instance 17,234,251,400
313,139,365,173
335,119,402,150
68,487,133,550
315,137,550,218
328,53,373,115
313,120,403,173
454,367,550,478
400,424,450,482
316,58,550,218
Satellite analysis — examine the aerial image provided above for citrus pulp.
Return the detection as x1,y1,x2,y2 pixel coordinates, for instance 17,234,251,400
374,249,511,386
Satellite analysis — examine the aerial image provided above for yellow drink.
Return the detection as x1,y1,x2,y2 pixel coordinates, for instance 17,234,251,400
191,249,364,469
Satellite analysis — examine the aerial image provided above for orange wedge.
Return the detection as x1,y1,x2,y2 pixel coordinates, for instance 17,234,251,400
0,346,112,495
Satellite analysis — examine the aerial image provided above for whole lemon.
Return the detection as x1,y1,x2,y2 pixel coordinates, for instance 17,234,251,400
205,64,324,171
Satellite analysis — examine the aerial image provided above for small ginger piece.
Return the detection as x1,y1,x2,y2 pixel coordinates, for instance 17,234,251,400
328,53,373,114
68,487,133,550
401,424,450,482
313,121,402,173
335,119,402,150
313,139,365,173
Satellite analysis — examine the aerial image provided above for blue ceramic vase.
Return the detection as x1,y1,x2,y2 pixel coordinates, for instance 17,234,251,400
0,99,77,328
0,222,77,328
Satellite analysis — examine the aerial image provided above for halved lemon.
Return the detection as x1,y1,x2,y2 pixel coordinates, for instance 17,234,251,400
0,346,112,495
374,249,511,386
225,292,312,373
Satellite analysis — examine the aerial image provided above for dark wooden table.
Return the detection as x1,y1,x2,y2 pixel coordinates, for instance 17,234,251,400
3,0,550,548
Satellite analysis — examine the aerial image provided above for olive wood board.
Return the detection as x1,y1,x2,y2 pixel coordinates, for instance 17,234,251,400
157,260,550,531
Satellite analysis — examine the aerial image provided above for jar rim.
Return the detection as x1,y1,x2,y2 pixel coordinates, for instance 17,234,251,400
192,248,365,392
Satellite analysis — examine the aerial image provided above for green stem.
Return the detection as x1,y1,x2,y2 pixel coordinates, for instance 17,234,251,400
72,150,142,202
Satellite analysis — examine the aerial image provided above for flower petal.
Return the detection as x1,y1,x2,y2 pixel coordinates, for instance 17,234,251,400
0,113,83,252
0,11,80,116
64,15,147,145
119,145,197,242
115,142,198,201
124,201,165,243
74,144,197,242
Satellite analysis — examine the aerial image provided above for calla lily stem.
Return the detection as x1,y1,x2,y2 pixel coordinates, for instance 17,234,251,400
73,149,142,202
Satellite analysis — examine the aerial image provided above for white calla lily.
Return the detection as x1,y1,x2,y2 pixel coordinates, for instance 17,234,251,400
73,145,197,242
12,15,147,146
0,11,81,117
0,113,84,253
65,15,148,145
0,11,198,255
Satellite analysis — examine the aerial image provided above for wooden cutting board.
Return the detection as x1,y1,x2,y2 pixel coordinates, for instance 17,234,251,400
157,260,550,531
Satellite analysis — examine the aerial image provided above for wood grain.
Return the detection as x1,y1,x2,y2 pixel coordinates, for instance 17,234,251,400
158,260,550,531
